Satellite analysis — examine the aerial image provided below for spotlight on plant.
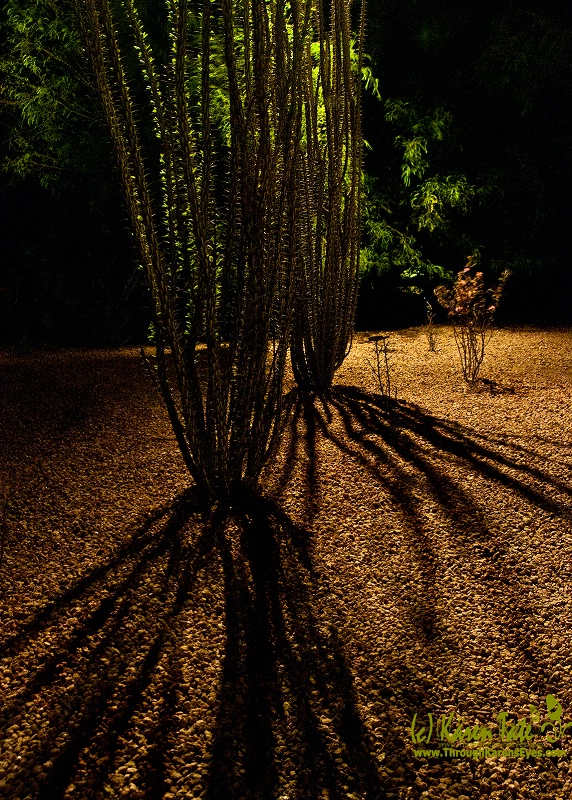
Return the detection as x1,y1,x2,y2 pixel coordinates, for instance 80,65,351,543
434,256,510,385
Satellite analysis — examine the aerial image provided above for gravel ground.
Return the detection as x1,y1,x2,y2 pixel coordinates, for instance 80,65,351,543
0,326,571,800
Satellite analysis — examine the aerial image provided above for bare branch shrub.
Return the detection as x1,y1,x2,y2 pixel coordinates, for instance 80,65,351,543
424,299,437,352
367,334,397,405
435,256,510,384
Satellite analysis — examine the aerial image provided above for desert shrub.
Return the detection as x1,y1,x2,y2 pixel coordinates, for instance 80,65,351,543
434,257,510,383
424,299,437,352
367,334,397,405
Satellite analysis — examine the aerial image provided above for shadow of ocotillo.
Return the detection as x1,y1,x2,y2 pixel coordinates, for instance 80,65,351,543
309,385,570,699
206,496,387,800
0,490,217,800
329,385,572,522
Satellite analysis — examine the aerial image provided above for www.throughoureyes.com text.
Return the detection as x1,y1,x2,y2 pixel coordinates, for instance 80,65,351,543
410,694,571,759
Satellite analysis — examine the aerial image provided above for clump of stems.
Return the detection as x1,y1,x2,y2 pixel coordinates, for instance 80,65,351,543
75,0,364,500
290,1,365,395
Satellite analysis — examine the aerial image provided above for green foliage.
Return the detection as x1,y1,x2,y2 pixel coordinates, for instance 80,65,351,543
0,0,148,347
352,44,381,102
411,174,474,232
386,99,452,187
0,0,98,186
361,176,455,291
360,99,475,293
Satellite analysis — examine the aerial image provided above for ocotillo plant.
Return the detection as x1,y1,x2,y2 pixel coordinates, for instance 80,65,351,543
290,3,365,394
75,0,364,500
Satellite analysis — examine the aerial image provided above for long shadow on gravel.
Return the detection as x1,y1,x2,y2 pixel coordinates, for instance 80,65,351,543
0,489,217,800
206,496,388,800
269,391,325,525
298,385,572,705
328,385,572,524
5,386,570,799
2,485,391,800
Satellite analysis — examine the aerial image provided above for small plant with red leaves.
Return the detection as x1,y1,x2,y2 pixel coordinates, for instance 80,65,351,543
434,256,510,384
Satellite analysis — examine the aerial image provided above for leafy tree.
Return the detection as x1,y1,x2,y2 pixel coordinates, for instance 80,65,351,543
361,0,572,324
360,99,474,295
0,0,100,184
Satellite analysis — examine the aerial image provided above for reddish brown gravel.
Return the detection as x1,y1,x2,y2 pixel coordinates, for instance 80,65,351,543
1,326,571,800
